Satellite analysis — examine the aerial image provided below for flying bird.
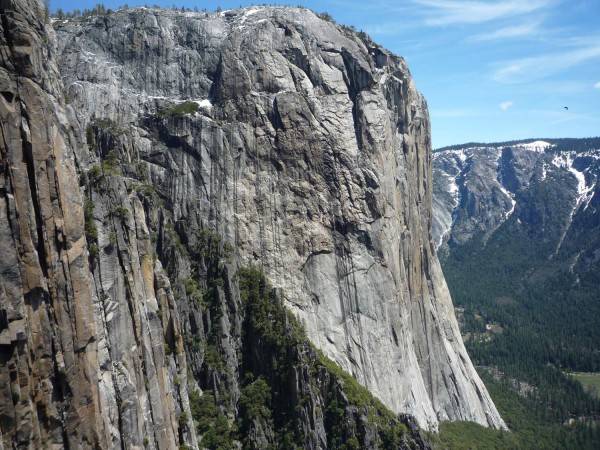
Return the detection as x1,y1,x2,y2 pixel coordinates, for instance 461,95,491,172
564,106,569,110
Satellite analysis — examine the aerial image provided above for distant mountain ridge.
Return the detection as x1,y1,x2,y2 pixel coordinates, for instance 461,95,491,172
435,136,600,153
431,136,600,447
432,135,600,371
433,137,600,252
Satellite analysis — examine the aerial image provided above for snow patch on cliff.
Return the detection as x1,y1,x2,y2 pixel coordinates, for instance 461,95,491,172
551,152,593,210
434,172,461,249
433,149,472,249
193,99,212,109
497,150,516,221
514,140,552,152
552,152,596,256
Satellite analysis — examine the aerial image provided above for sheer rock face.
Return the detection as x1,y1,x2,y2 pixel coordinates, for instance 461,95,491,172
54,6,503,431
0,0,103,447
0,2,503,447
0,2,192,448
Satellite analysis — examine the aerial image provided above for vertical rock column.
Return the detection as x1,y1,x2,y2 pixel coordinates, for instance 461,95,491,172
0,1,104,447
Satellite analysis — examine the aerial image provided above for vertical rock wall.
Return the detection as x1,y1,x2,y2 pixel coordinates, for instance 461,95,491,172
0,0,103,446
0,1,194,448
0,2,504,447
53,6,504,431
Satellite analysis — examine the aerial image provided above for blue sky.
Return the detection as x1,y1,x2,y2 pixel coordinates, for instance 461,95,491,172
51,0,600,148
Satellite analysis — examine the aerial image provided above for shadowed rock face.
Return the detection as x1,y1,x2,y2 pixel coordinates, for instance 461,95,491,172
0,0,104,447
0,1,502,446
1,2,190,448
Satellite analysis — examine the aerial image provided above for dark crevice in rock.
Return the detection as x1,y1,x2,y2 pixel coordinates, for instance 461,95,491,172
369,46,388,69
50,337,69,403
23,286,47,312
20,117,49,278
0,11,14,57
1,90,13,102
270,96,286,132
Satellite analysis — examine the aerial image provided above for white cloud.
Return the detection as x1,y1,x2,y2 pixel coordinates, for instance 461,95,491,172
470,21,541,41
595,81,600,89
412,0,556,26
500,101,514,110
492,42,600,83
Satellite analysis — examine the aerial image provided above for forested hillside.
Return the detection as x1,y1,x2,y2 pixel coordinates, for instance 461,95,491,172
433,138,600,448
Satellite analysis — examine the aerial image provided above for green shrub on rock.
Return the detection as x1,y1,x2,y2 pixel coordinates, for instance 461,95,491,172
157,101,199,118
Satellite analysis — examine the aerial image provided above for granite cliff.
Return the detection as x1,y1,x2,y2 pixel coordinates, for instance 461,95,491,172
0,1,503,447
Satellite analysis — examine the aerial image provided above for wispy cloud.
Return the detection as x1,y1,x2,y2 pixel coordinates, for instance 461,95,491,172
470,21,542,41
595,81,600,89
366,22,424,36
431,108,480,118
412,0,557,26
500,101,514,110
513,79,589,95
492,41,600,83
526,109,600,126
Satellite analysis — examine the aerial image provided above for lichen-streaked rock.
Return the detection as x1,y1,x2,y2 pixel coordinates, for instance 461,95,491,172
0,1,193,448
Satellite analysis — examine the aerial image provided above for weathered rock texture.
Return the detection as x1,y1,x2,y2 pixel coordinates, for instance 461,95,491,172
0,1,104,447
0,1,194,448
1,1,503,447
57,5,504,431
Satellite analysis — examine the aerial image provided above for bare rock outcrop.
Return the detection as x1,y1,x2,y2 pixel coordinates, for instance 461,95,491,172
0,0,103,446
